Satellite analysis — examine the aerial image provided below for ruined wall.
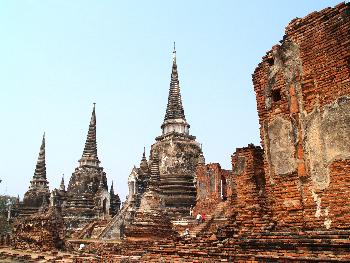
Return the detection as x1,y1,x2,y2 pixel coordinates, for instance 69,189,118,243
252,2,350,230
195,163,232,215
233,145,270,232
12,208,65,250
196,163,222,201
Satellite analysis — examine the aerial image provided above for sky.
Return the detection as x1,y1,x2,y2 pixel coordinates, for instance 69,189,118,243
0,0,342,201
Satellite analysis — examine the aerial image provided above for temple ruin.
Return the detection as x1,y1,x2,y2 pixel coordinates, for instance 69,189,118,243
12,104,121,238
62,104,121,232
15,133,51,217
152,47,202,218
95,46,202,240
2,2,350,262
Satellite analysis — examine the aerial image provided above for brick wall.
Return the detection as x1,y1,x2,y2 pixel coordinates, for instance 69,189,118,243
12,208,65,250
195,163,232,216
252,2,350,230
232,144,271,232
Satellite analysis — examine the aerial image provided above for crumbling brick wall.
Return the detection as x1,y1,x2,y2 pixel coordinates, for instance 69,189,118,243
233,144,270,232
12,208,65,250
252,2,350,230
195,163,233,216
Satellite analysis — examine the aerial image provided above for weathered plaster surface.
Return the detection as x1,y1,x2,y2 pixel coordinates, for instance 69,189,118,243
304,97,350,190
267,116,297,175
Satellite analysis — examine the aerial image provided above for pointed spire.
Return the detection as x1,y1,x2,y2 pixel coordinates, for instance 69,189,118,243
109,180,121,216
29,133,49,191
140,147,149,172
161,45,190,136
110,181,114,195
59,174,65,191
34,133,46,179
172,41,176,63
142,147,146,161
79,103,100,167
164,43,186,121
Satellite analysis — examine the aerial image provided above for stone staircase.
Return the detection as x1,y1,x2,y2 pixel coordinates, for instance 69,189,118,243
90,221,109,238
72,220,108,239
65,196,96,209
16,206,39,217
190,201,229,237
97,201,134,240
71,221,96,239
189,215,213,237
160,174,196,218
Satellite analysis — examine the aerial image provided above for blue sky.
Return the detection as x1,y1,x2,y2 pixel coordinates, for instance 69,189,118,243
0,0,341,200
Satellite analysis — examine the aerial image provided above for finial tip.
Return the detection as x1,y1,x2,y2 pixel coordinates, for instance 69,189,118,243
142,147,146,159
172,42,176,61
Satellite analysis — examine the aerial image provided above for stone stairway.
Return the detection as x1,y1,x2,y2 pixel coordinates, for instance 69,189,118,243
97,202,134,240
160,174,196,218
71,221,97,239
190,201,229,237
189,215,213,237
72,220,108,239
90,221,109,238
17,206,39,217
